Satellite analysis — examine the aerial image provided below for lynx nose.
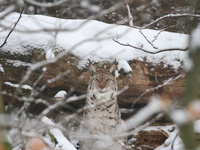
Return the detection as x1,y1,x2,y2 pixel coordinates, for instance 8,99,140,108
99,82,106,89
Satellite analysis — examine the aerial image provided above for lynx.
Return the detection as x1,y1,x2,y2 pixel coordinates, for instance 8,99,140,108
79,65,126,150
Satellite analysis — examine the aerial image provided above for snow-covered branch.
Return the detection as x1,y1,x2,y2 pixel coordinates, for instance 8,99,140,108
126,96,170,131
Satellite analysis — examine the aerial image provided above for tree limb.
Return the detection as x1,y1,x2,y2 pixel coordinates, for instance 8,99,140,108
24,0,70,8
142,13,200,29
0,7,24,49
0,5,16,19
113,39,188,54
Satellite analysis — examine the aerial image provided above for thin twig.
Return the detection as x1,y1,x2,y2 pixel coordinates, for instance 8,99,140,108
124,1,133,27
0,7,24,48
171,132,179,150
131,74,185,108
139,29,158,49
142,13,200,29
113,39,188,54
24,0,70,8
152,28,166,43
0,5,16,19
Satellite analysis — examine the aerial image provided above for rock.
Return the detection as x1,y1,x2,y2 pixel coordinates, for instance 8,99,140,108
128,130,168,150
0,50,185,113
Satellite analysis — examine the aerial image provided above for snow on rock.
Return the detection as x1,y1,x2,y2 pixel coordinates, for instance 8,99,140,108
45,49,55,60
54,90,67,98
118,60,132,73
0,13,189,70
6,59,31,67
53,90,67,100
0,64,5,73
153,125,184,150
4,81,32,90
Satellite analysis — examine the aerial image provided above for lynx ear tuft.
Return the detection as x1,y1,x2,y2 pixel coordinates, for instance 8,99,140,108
89,64,96,75
109,65,116,76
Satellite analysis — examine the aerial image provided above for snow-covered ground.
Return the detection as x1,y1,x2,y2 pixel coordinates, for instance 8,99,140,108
0,12,189,70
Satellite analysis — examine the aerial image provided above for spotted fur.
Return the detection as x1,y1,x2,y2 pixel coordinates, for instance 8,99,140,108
79,65,126,150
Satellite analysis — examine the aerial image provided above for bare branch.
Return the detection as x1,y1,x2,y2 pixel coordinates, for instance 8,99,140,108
24,0,70,8
38,94,86,119
0,5,16,19
152,28,166,43
0,7,24,48
139,29,158,49
142,13,200,29
131,74,185,108
125,2,133,27
113,39,188,54
61,86,128,123
171,133,179,150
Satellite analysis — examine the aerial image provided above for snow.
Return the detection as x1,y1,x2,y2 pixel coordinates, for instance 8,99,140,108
45,49,55,59
118,60,132,73
154,125,184,150
0,64,5,73
42,116,77,150
155,119,200,150
4,81,32,90
0,13,189,70
6,59,31,67
54,90,67,99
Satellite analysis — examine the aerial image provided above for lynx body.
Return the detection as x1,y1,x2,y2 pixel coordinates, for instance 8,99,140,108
79,65,126,150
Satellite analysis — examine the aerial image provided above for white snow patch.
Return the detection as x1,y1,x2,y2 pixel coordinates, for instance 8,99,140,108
54,90,67,98
0,64,5,73
45,49,55,60
118,60,132,73
4,81,32,90
0,13,189,70
6,59,31,67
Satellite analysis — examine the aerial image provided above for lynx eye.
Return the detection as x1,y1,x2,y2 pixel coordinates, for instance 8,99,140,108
93,78,100,82
105,79,110,83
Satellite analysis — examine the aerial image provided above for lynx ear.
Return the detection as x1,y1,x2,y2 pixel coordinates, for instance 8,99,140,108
109,65,116,76
89,64,96,75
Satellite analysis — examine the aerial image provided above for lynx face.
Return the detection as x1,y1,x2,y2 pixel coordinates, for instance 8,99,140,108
88,65,117,94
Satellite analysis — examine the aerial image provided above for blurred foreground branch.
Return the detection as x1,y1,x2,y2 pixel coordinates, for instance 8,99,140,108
179,18,200,150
